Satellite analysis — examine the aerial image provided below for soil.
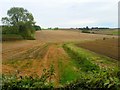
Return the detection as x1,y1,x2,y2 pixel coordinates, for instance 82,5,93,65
76,38,119,60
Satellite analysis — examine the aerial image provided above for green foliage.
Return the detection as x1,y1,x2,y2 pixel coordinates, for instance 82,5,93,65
18,22,35,40
34,25,41,31
63,44,99,72
2,65,55,89
2,26,19,34
47,28,52,30
62,43,120,89
2,7,35,25
54,27,59,30
58,59,80,84
81,30,90,33
1,7,36,40
64,70,120,89
112,30,119,35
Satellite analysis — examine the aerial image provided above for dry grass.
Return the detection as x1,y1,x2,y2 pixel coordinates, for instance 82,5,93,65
35,30,117,42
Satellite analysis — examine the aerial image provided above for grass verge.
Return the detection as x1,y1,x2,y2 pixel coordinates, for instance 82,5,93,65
62,43,120,89
58,58,80,85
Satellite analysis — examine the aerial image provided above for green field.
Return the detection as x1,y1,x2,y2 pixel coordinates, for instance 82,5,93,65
88,29,119,35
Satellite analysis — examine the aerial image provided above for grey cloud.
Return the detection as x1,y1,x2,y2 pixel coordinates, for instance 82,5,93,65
0,0,118,28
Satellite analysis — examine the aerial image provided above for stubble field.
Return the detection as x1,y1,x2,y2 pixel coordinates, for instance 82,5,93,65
2,30,119,88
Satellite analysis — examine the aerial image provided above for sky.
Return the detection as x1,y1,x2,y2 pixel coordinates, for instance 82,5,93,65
0,0,119,28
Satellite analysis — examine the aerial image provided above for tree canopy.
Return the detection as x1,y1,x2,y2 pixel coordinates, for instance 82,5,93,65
2,7,35,26
1,7,36,40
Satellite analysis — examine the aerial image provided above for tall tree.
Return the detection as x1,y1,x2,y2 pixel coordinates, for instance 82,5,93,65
1,7,36,39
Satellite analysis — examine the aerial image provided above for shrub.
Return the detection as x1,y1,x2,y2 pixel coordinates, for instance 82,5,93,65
2,26,19,34
64,70,120,89
54,27,59,30
18,22,35,40
81,30,90,33
34,25,41,31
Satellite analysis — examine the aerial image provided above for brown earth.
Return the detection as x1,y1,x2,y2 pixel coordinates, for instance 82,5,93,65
76,38,119,60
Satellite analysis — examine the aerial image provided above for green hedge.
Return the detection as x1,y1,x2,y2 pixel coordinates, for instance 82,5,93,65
81,30,90,33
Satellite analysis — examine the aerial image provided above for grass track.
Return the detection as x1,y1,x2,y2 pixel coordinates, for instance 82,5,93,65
63,43,118,70
58,56,80,85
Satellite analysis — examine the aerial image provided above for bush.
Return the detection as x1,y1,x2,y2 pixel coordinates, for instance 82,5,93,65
18,22,35,40
2,23,36,40
54,27,59,30
81,30,90,33
2,26,19,34
34,25,41,31
64,70,120,89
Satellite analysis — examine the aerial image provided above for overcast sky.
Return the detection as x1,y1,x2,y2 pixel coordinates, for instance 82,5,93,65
0,0,119,28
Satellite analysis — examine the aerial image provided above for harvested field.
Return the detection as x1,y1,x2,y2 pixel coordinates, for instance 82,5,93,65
35,30,117,42
2,30,119,88
76,38,119,60
3,30,117,61
2,40,45,61
2,43,81,87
